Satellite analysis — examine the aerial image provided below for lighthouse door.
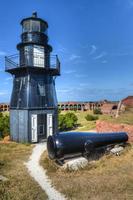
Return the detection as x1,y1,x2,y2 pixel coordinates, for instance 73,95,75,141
37,114,47,141
33,45,44,68
31,114,38,143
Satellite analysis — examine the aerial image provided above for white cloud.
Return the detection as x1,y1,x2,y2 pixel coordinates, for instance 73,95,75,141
3,82,9,85
57,45,67,53
73,60,87,65
128,0,133,7
3,77,12,85
57,89,70,93
5,77,12,81
89,45,97,55
69,54,81,61
75,74,88,78
101,60,108,64
79,83,89,87
93,52,107,60
130,83,133,86
57,87,133,102
63,70,76,74
0,68,4,72
0,51,6,56
111,52,132,57
0,91,8,96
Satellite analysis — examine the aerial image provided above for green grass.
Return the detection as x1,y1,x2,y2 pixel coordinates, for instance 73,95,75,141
75,111,97,131
100,107,133,125
61,108,133,132
0,143,47,200
102,111,133,125
61,111,109,131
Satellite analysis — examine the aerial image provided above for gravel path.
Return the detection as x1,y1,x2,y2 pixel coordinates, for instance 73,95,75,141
25,143,66,200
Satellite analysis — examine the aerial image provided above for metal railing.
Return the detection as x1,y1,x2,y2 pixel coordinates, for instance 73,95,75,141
5,53,60,74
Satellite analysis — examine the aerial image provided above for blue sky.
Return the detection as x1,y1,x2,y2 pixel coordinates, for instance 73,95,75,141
0,0,133,102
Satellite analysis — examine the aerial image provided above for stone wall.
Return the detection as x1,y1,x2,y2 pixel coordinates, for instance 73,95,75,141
96,120,133,142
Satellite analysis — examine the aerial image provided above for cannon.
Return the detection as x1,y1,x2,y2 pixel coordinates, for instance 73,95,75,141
47,132,128,160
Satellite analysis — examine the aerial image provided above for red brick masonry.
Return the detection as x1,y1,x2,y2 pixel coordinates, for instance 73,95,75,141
96,120,133,142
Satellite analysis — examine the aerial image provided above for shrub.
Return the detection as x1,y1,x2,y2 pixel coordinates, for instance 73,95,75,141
85,114,99,121
58,112,78,131
65,112,78,129
58,109,61,114
0,113,10,138
93,108,102,115
58,114,66,131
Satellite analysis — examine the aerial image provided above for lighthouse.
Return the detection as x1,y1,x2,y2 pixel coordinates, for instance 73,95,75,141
5,12,60,143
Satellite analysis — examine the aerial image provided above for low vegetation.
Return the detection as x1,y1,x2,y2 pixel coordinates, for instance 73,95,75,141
0,113,10,138
0,108,132,200
93,108,102,115
0,143,47,200
102,108,133,125
85,114,99,121
41,145,133,200
60,111,98,131
58,112,78,131
60,107,133,132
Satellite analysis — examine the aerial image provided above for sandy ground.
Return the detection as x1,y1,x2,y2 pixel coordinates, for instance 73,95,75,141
25,143,66,200
82,129,97,132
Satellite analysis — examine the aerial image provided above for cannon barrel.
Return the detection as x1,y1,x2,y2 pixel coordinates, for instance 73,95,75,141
47,132,128,160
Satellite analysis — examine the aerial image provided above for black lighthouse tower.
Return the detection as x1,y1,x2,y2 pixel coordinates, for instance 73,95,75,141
5,12,60,143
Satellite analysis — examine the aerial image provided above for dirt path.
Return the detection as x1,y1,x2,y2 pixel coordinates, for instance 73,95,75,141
25,143,66,200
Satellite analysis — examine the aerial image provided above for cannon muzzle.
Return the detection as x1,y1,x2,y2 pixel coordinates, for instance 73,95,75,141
47,132,128,160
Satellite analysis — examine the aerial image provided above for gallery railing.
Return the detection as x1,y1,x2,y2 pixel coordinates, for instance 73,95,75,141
5,53,60,74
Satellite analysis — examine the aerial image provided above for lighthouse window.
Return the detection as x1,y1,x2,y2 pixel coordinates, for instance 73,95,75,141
33,45,44,68
23,21,31,32
23,20,40,32
31,21,40,32
40,23,47,34
37,81,45,96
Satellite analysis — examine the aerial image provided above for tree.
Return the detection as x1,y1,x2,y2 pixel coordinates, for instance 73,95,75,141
58,114,66,131
58,108,61,114
58,112,78,131
0,113,10,138
64,112,78,130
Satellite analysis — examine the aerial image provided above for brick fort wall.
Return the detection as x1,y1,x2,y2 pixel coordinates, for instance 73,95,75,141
96,120,133,142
